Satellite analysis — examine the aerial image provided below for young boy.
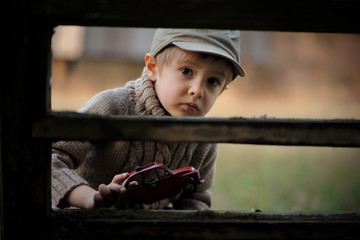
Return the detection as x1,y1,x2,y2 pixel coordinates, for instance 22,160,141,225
52,28,245,210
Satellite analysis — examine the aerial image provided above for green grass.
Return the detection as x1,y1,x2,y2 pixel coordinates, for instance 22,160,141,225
211,144,360,211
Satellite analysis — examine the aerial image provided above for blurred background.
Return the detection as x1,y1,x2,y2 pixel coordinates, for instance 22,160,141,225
52,26,360,211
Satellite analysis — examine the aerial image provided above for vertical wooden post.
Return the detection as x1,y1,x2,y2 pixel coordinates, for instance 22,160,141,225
1,1,53,238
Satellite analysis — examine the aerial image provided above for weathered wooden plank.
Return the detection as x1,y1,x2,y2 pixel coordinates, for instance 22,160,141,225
33,112,360,147
44,210,360,240
1,2,53,238
35,0,360,33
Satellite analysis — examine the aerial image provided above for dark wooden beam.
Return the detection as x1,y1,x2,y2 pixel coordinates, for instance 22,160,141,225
2,2,52,239
44,210,360,240
34,0,360,33
33,112,360,147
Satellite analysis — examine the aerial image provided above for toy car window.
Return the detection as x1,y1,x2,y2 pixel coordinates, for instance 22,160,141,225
145,167,167,184
163,169,171,179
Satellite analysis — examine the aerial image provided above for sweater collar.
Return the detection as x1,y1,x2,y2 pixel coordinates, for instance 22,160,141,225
132,68,168,117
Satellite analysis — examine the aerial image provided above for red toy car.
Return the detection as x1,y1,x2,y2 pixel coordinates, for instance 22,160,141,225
116,162,204,209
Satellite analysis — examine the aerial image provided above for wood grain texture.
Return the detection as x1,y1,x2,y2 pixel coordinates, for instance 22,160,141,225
33,112,360,147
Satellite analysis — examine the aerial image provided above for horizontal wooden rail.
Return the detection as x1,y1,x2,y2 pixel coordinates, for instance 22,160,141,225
33,112,360,147
46,210,360,239
35,0,360,33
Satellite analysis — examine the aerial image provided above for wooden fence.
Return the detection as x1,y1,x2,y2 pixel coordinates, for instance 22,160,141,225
2,0,360,239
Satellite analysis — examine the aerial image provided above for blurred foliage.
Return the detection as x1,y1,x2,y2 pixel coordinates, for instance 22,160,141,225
212,144,360,211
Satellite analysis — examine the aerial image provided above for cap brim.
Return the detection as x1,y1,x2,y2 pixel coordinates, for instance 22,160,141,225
172,41,245,77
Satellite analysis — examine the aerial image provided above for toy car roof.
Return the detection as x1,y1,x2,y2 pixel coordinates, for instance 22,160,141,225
134,162,170,173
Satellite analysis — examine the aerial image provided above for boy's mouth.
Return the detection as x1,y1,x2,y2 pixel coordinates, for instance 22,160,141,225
181,103,199,112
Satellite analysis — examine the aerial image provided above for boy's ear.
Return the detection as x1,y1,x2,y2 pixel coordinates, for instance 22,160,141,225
145,53,158,82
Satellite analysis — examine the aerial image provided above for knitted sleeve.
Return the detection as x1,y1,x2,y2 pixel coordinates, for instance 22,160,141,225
173,143,218,210
51,87,132,208
51,141,92,208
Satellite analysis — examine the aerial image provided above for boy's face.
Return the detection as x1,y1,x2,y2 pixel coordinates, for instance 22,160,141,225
146,48,232,117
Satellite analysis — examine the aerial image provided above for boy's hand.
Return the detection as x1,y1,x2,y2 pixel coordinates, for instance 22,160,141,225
67,172,138,209
93,173,130,208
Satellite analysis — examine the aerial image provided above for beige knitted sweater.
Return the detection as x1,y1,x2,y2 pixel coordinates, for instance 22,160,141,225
52,70,217,210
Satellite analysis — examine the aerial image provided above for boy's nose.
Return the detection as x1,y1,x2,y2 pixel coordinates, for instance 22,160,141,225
188,82,204,99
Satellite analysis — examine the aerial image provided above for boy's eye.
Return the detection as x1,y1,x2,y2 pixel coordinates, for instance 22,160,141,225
208,78,220,86
181,68,193,77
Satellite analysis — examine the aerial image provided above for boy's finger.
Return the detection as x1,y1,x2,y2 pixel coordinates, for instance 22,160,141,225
129,181,139,187
108,183,126,194
93,192,105,208
99,184,114,202
111,173,129,184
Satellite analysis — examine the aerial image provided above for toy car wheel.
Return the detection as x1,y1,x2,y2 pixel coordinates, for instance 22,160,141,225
182,179,197,194
127,200,143,210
